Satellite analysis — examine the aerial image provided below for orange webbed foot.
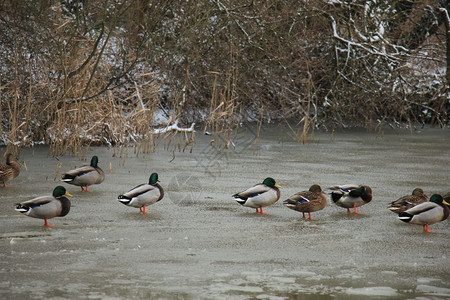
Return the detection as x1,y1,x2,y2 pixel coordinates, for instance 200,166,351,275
256,207,269,215
44,219,55,227
423,224,435,233
353,205,364,215
140,206,150,214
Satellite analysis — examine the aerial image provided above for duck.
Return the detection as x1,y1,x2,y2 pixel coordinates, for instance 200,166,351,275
118,173,164,214
283,184,327,220
233,177,281,214
0,153,21,187
330,184,372,214
15,186,72,227
387,188,428,214
398,194,449,233
61,155,105,192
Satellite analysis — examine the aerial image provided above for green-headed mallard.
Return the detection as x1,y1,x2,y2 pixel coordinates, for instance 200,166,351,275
398,194,449,233
330,184,372,214
283,184,327,220
61,155,105,192
233,177,281,214
0,153,20,187
15,186,72,227
118,173,164,214
387,188,428,214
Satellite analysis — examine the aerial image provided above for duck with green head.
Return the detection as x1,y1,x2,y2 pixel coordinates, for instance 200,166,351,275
283,184,327,220
118,173,164,214
398,194,450,233
330,184,372,214
233,177,281,214
0,153,21,187
62,155,105,192
387,188,428,214
15,186,72,227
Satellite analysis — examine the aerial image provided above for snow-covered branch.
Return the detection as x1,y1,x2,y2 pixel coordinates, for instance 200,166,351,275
330,16,406,62
152,120,195,134
439,8,449,30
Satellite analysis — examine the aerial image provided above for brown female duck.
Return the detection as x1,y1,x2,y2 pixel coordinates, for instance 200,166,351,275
0,153,20,187
283,184,327,220
387,188,428,214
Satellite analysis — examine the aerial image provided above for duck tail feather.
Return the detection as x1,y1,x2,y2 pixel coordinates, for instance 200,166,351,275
398,212,413,223
235,198,247,205
118,195,132,205
331,192,343,203
15,204,29,213
61,174,76,182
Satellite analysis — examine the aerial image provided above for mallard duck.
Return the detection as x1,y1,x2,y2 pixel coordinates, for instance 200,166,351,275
283,184,327,220
61,155,105,192
118,173,164,214
330,184,372,214
233,177,281,214
398,194,449,233
387,188,428,214
15,186,72,227
0,153,20,187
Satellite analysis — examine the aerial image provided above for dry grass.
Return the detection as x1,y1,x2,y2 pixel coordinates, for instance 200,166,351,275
200,71,264,151
1,60,196,157
46,83,196,157
202,72,239,149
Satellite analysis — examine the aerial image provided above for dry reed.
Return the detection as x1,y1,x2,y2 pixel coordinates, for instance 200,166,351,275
202,71,243,150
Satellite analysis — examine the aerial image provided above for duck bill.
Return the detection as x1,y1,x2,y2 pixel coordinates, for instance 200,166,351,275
275,183,281,188
443,199,450,206
65,192,73,197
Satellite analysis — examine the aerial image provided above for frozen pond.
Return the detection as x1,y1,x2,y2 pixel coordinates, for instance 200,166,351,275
1,125,450,299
